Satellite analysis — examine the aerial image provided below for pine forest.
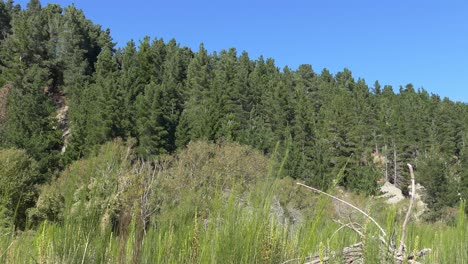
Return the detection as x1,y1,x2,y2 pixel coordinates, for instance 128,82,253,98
0,1,466,263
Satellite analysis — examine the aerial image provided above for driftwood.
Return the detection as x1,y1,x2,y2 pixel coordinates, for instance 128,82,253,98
291,245,430,264
284,164,431,264
281,243,363,264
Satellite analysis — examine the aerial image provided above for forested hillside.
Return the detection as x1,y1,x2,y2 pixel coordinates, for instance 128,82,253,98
0,0,467,229
0,1,468,263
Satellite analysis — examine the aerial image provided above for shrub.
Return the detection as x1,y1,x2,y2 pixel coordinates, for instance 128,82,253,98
30,139,133,226
149,141,270,227
0,148,40,229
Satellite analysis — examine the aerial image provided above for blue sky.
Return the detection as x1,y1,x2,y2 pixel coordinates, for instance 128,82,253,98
16,0,468,102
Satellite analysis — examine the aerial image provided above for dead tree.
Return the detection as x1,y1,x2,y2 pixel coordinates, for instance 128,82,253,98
283,164,430,264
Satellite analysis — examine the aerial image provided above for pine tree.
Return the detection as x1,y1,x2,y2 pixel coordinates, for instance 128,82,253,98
4,65,62,174
66,46,121,158
335,68,354,91
137,36,156,84
459,132,468,213
135,83,169,158
0,0,20,85
91,46,123,141
417,150,453,220
237,56,276,151
0,1,62,174
0,0,13,43
236,51,255,115
176,43,212,147
60,4,109,161
119,40,144,138
159,39,189,150
287,70,331,188
295,64,320,111
373,80,381,94
211,48,243,140
59,4,96,92
258,59,289,141
433,98,463,156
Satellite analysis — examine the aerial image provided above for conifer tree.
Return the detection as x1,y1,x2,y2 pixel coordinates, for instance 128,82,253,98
137,36,156,84
236,51,255,115
211,48,243,140
58,4,96,92
416,150,454,220
287,77,327,185
4,65,62,174
176,43,212,147
150,37,167,84
59,17,94,159
91,46,122,141
135,82,169,158
459,133,468,213
119,40,143,138
0,0,13,43
373,80,381,94
159,39,189,150
0,1,62,174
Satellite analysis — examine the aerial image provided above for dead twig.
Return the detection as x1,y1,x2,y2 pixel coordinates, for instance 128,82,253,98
331,219,364,239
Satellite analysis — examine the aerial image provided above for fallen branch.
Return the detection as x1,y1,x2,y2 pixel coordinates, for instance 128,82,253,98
282,244,431,264
281,243,363,264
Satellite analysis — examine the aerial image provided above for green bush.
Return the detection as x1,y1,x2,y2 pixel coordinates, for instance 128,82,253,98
149,141,270,227
0,148,40,229
30,139,133,226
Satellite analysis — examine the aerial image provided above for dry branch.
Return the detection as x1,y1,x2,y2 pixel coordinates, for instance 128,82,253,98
331,219,364,239
396,163,416,262
296,182,387,238
285,164,430,264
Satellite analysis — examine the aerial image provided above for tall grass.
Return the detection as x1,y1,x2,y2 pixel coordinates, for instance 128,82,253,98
0,141,466,263
2,193,465,263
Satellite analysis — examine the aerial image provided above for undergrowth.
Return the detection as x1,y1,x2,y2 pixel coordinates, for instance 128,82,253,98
0,140,466,263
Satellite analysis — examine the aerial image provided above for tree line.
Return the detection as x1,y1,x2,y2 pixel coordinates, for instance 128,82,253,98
0,0,467,222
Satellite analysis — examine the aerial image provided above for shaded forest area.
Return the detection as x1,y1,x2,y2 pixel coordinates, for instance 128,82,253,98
0,0,467,231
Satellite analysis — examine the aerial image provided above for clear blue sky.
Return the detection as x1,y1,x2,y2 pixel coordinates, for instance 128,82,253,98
16,0,468,102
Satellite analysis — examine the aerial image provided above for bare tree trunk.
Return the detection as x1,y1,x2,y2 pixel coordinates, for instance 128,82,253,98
385,159,388,182
396,164,416,263
383,144,388,182
393,140,398,186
